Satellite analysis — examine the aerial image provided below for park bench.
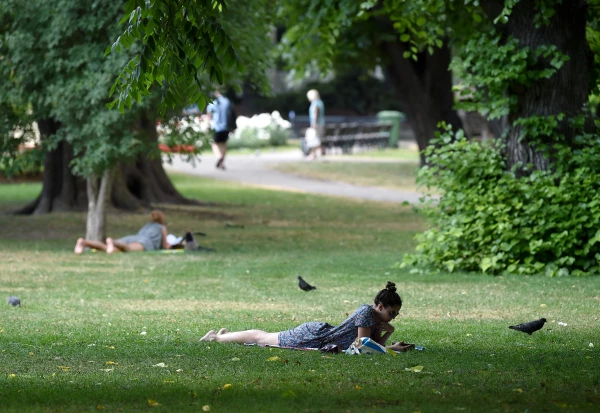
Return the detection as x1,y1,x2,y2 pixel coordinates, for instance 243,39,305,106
293,115,393,155
319,122,392,154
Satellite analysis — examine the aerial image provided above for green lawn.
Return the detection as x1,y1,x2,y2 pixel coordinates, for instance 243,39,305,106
272,160,421,192
0,175,598,412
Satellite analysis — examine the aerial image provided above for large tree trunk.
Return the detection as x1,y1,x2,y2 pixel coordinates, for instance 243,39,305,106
17,114,199,215
483,0,590,172
17,119,86,215
380,38,463,166
85,169,113,241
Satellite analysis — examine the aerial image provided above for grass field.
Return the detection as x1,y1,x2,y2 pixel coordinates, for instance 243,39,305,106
273,160,421,192
0,174,598,412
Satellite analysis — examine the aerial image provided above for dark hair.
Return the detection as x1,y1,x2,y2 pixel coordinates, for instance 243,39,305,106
374,281,402,308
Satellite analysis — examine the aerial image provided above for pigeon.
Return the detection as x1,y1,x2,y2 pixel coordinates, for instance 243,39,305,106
184,230,198,251
183,231,215,252
7,296,20,307
509,318,547,335
298,276,316,291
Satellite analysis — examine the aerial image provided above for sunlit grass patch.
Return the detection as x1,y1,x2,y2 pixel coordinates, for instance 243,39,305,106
272,161,421,192
0,173,598,412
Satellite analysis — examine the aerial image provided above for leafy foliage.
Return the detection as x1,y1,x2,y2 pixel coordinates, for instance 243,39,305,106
107,0,273,114
0,0,146,177
404,125,600,276
451,33,570,119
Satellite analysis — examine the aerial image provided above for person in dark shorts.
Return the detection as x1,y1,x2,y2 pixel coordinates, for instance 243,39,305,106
74,210,173,254
206,90,232,170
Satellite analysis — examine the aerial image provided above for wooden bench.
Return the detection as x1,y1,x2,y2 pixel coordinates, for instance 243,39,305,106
301,122,392,155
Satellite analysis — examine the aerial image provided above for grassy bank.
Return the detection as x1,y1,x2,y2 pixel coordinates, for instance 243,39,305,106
0,174,598,412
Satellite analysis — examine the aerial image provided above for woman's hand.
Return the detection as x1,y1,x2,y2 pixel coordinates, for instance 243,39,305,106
389,341,415,352
377,321,395,334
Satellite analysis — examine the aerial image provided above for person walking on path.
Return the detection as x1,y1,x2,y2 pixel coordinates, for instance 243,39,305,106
200,281,415,352
74,210,172,254
306,89,325,159
206,90,233,170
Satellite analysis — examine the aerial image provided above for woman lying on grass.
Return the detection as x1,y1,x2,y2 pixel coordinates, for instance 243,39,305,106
200,281,415,352
74,210,172,254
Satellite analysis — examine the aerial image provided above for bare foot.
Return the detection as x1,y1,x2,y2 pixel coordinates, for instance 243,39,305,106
106,238,115,254
217,328,228,335
200,330,218,342
74,238,85,254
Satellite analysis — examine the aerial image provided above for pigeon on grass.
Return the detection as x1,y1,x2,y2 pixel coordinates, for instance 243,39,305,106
184,231,198,251
183,230,215,252
298,276,316,291
509,318,547,335
8,296,21,307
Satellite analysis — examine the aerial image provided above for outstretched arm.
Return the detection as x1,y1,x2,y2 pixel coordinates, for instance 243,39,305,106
370,322,415,352
387,341,415,352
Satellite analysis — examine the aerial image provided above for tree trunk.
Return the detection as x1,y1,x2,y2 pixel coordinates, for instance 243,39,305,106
485,0,590,172
17,119,87,215
380,39,463,166
85,169,113,241
17,115,199,215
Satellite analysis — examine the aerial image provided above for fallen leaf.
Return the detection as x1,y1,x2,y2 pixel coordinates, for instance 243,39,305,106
8,374,16,378
405,365,424,373
282,390,296,398
222,383,232,390
29,352,34,356
267,356,281,362
97,405,104,411
58,366,71,372
513,388,524,393
152,363,167,368
147,399,161,407
105,361,117,365
230,357,240,361
176,369,183,372
202,405,210,411
540,304,547,307
354,385,362,390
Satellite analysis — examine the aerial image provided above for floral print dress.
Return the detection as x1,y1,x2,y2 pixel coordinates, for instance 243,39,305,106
278,304,377,350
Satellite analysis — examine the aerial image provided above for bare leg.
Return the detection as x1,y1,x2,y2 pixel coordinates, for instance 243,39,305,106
75,238,108,254
109,238,144,253
211,142,227,169
200,329,278,345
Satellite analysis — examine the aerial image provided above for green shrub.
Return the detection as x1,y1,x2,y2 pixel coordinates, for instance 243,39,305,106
0,146,44,179
403,126,600,277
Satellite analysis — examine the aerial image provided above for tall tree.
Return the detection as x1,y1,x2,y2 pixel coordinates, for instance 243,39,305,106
0,0,272,240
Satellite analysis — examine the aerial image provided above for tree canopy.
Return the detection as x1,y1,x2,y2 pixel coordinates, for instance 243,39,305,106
107,0,273,114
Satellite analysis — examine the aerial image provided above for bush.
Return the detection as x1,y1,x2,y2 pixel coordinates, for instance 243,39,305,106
228,111,292,149
403,125,600,277
0,146,44,179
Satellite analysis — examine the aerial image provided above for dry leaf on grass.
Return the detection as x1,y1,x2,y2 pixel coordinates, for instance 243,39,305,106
147,399,161,407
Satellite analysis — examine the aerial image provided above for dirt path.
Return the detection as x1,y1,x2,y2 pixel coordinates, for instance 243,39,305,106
163,150,426,204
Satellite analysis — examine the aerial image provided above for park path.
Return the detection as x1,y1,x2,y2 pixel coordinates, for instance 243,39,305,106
163,149,425,204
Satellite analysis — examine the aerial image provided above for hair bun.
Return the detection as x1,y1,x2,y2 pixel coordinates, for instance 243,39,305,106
385,281,396,292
